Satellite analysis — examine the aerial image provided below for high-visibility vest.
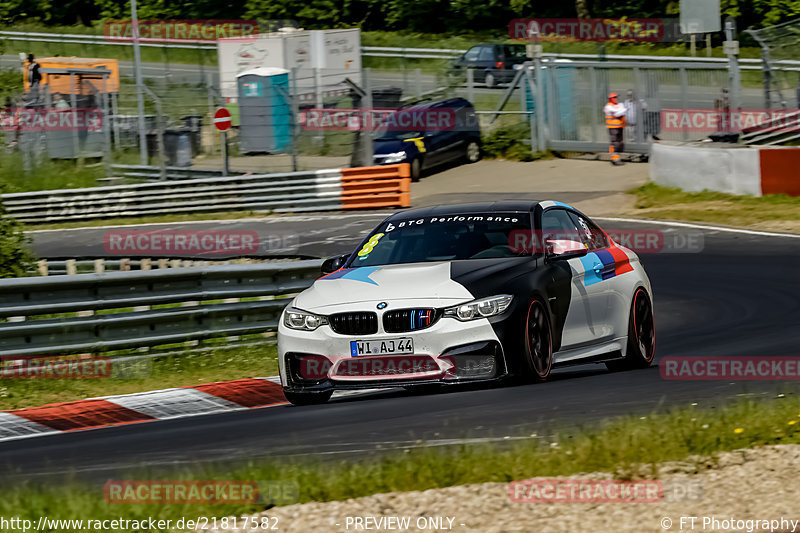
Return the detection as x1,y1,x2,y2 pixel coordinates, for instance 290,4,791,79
605,113,625,128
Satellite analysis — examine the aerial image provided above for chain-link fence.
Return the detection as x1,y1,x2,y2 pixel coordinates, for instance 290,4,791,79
1,42,779,187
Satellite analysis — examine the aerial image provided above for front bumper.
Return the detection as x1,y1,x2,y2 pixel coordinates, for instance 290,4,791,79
278,313,509,393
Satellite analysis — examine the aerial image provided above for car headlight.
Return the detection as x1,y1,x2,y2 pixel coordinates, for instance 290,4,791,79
382,151,407,164
283,308,328,331
444,295,513,321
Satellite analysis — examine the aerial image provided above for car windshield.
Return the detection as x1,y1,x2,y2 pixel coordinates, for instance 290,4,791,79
349,212,533,266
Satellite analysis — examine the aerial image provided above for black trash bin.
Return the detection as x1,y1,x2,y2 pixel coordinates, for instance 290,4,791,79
181,115,204,154
147,130,192,167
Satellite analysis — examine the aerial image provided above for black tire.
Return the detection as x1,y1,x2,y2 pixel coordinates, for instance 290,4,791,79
484,72,496,88
410,158,422,182
283,390,333,406
606,288,655,371
465,140,481,163
521,299,553,381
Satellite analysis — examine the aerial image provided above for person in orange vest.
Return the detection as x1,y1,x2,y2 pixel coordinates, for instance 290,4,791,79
604,92,627,166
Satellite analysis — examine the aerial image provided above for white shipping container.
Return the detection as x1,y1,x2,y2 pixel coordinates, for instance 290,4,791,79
218,28,361,101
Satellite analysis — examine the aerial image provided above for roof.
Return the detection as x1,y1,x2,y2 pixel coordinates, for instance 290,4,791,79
387,201,540,220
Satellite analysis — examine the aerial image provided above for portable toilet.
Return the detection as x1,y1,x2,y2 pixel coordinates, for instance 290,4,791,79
237,67,291,153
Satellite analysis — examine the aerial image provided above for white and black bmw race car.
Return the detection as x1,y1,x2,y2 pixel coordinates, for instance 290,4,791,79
278,201,655,405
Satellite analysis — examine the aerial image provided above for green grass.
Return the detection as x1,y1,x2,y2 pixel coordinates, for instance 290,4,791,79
629,182,800,228
0,152,104,192
0,343,280,410
2,395,800,530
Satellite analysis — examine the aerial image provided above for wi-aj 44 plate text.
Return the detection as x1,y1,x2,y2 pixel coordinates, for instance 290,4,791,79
350,338,414,357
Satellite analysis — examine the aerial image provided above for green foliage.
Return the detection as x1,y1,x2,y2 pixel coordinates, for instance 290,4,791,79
4,0,800,33
481,123,542,161
0,68,22,102
0,187,35,278
2,396,800,522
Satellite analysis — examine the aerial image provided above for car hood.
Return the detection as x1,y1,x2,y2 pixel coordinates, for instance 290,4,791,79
292,258,536,313
373,138,419,155
294,262,473,312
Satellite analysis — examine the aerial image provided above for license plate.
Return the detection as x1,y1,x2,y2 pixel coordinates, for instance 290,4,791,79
513,64,523,70
351,338,413,357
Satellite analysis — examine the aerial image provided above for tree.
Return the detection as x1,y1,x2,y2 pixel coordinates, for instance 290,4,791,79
0,191,35,278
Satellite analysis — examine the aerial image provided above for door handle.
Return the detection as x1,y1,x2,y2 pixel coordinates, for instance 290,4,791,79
593,263,603,272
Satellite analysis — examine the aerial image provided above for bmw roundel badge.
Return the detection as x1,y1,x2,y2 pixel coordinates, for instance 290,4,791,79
377,302,388,310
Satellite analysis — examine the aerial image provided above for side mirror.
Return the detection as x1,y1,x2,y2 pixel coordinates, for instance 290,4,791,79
545,239,588,261
321,254,350,275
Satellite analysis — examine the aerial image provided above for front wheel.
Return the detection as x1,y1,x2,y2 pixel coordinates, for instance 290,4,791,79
606,288,655,371
520,299,553,381
410,158,422,182
283,389,333,406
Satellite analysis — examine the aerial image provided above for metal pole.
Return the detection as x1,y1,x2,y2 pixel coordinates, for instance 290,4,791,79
534,55,546,152
206,72,217,154
362,67,373,164
222,130,229,176
131,0,148,165
725,18,741,112
102,74,112,177
142,85,166,180
290,67,299,172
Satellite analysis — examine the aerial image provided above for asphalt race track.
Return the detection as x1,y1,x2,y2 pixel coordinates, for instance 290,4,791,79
5,219,800,484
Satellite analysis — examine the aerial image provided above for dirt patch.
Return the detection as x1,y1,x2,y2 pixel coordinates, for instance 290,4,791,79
202,445,800,533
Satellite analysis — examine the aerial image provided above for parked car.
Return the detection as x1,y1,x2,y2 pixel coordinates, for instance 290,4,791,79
451,44,530,88
372,98,481,181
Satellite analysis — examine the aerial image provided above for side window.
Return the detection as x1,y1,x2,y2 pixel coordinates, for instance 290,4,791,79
478,46,494,61
464,47,481,62
568,212,608,251
541,208,579,233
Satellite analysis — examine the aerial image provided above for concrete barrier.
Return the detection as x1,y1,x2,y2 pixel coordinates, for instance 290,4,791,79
650,141,800,197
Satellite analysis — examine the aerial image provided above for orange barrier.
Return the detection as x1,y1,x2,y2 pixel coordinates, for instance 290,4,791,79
340,163,411,210
759,148,800,196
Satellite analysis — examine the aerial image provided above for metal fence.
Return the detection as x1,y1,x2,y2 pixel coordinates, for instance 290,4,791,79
0,260,322,357
2,30,792,181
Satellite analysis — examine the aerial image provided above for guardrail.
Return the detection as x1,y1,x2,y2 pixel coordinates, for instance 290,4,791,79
1,164,410,224
32,257,281,276
111,164,246,180
2,31,793,68
0,261,322,357
0,30,217,50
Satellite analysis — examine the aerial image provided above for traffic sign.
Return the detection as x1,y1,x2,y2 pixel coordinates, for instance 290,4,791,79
214,107,232,131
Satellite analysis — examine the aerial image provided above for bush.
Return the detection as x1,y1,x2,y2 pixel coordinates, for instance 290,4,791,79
481,123,548,162
0,188,35,277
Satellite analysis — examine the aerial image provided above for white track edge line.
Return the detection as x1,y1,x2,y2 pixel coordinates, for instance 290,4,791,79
595,217,800,239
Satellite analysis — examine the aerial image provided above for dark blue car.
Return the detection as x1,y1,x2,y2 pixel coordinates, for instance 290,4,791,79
372,98,481,182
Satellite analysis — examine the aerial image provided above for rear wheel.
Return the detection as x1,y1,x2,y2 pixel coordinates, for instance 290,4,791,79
283,390,333,406
465,140,481,163
606,288,655,371
521,299,553,381
484,72,496,88
410,158,422,182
